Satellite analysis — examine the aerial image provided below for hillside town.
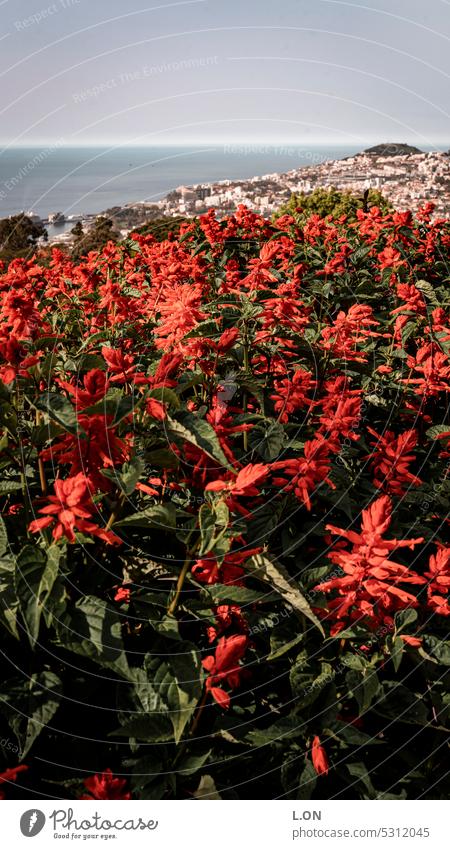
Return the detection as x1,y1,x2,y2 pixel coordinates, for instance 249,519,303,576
156,143,450,221
11,143,450,247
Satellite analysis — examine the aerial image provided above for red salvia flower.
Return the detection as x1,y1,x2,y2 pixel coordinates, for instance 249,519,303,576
82,768,131,800
271,368,316,423
315,495,425,632
424,545,450,616
202,634,248,709
29,474,121,545
365,427,422,496
311,736,329,776
0,764,28,799
272,437,335,511
58,368,109,410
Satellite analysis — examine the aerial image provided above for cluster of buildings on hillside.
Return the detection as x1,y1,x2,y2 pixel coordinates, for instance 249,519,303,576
156,146,450,219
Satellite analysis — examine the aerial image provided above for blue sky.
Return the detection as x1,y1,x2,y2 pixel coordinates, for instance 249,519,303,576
0,0,449,146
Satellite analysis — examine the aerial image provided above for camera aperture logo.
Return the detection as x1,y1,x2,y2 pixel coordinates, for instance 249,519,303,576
20,809,46,837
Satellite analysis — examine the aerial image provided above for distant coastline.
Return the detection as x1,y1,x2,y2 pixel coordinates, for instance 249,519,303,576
1,142,450,245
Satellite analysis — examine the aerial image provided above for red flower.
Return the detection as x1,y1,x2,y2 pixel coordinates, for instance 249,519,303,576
102,346,148,385
0,764,28,799
321,304,378,362
202,634,248,709
378,245,406,271
402,343,450,396
424,545,450,616
206,463,269,497
365,427,422,496
40,413,130,488
207,604,248,642
216,327,239,353
272,437,335,511
400,635,422,647
315,495,425,632
114,586,131,603
146,397,167,421
271,368,315,423
82,768,130,800
58,368,109,410
192,548,261,586
153,283,207,351
319,395,362,442
311,736,329,776
29,474,121,545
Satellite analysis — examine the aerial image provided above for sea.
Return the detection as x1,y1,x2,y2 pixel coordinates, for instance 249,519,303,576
0,143,442,239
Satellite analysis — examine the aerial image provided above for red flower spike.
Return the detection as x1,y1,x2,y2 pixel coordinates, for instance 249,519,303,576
311,736,329,776
29,474,121,545
82,768,131,800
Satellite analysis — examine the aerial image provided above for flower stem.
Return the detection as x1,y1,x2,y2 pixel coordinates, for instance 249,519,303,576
167,540,198,616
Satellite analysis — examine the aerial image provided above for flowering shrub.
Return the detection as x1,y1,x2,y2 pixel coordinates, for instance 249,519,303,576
0,202,448,800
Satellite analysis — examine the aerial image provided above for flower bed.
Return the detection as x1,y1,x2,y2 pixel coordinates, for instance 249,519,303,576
0,202,448,800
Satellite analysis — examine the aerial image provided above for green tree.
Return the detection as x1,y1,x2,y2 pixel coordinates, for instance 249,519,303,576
0,213,47,263
274,186,392,224
135,216,188,241
71,216,119,259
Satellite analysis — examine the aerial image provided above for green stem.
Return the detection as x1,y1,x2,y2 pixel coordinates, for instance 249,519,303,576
105,491,126,531
167,539,199,616
242,330,250,452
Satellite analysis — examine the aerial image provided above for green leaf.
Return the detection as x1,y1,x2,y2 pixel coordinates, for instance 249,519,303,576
102,456,145,496
0,515,8,557
131,645,202,744
293,760,317,800
111,393,142,427
15,545,59,648
250,420,287,461
335,722,383,746
167,411,230,468
0,672,62,759
165,645,202,743
149,387,180,410
268,628,304,661
376,681,428,725
415,279,439,306
144,448,179,469
0,481,23,495
346,762,377,799
247,554,324,636
34,392,80,434
246,715,306,746
244,499,285,545
193,774,222,799
175,749,212,776
198,500,229,556
423,635,450,666
345,669,380,713
110,715,173,742
291,661,333,708
116,502,177,530
394,608,418,632
385,635,404,672
205,584,276,605
55,596,130,679
426,425,450,441
0,554,19,639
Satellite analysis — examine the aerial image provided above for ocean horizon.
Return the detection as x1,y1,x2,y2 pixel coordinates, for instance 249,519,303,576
0,143,446,233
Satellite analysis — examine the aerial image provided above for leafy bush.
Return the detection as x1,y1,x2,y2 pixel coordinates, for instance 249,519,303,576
274,186,392,223
0,214,47,264
0,202,448,800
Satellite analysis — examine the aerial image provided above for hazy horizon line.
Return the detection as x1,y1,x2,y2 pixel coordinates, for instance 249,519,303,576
1,139,448,150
